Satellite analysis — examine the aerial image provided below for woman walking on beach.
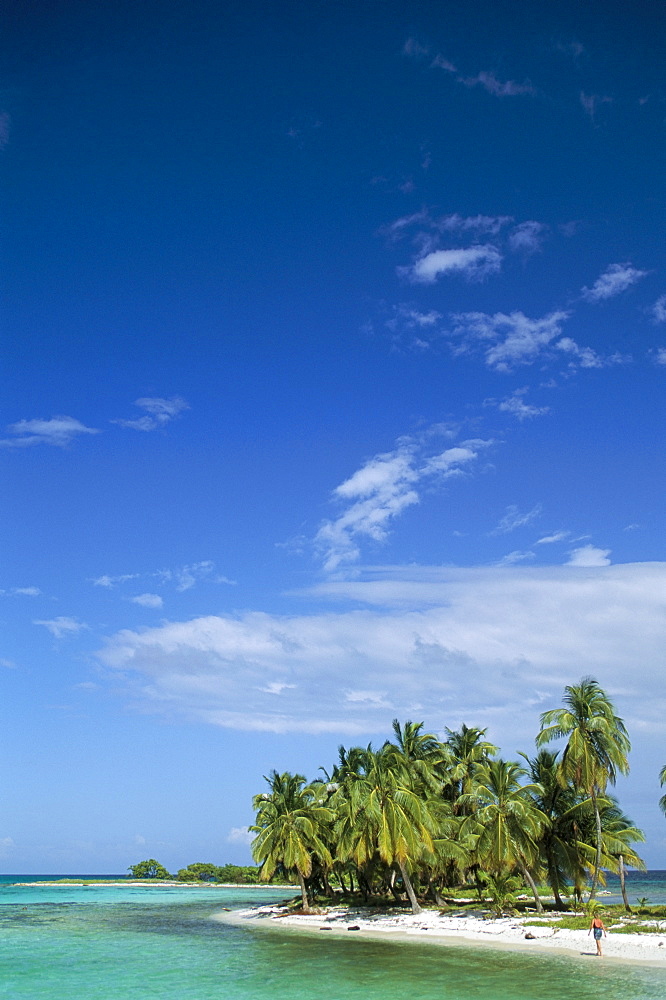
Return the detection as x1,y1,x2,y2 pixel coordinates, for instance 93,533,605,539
589,914,607,956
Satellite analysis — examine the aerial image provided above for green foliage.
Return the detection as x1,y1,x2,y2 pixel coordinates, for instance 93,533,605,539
479,871,523,916
249,690,645,915
127,859,172,879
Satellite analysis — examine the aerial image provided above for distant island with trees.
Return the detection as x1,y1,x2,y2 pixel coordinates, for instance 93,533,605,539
126,860,291,884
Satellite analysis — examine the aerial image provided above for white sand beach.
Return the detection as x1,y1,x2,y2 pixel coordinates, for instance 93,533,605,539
215,902,666,967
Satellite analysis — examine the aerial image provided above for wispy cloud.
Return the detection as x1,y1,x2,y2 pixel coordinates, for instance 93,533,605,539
402,37,430,59
0,586,41,597
113,396,189,431
227,826,253,845
156,560,216,591
92,574,140,587
314,432,491,573
450,309,571,371
426,51,534,98
384,304,443,350
567,545,611,567
508,221,547,254
0,416,99,449
459,71,535,97
650,295,666,323
93,561,232,595
582,262,648,302
131,593,164,609
654,348,666,366
401,245,502,284
34,616,88,639
536,531,570,545
491,504,542,536
580,92,612,121
490,388,550,421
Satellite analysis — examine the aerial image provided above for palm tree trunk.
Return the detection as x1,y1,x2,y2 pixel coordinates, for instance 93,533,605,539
546,853,565,910
619,854,632,913
398,860,422,915
297,869,311,913
518,860,544,913
589,786,602,900
387,868,403,904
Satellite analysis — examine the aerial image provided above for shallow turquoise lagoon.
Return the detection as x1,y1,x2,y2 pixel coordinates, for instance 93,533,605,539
1,883,665,1000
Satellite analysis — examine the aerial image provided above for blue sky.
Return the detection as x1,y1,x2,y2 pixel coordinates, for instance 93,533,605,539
2,0,666,872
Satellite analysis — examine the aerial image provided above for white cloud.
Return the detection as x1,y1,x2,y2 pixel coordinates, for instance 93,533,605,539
157,561,215,592
536,531,570,545
96,562,666,751
92,574,139,588
131,593,164,609
496,550,535,566
0,658,17,669
0,416,99,449
34,616,88,639
258,681,297,695
451,310,570,371
508,221,547,253
567,545,611,567
459,71,535,97
113,396,189,431
435,214,512,235
314,433,491,572
491,504,542,536
402,245,502,284
654,348,666,366
650,295,666,323
582,262,647,302
0,586,41,597
494,388,550,421
227,826,253,845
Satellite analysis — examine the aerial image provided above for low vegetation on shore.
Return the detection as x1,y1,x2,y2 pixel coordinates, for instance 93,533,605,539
250,678,646,915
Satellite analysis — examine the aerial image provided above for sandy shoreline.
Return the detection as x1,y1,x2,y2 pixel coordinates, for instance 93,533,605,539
11,880,292,889
214,902,666,968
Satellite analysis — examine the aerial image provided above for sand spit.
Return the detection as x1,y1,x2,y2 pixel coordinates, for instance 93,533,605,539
215,902,666,967
11,880,290,889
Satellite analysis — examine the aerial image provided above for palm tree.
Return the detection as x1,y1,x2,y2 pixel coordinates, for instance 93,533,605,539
333,743,439,913
521,749,591,909
659,765,666,815
251,770,333,912
595,797,645,912
459,758,546,912
444,724,498,809
537,677,631,899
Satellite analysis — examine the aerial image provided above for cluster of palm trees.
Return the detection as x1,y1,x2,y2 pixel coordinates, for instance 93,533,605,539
251,678,645,914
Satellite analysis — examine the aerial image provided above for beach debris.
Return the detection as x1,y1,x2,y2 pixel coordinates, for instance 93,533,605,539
524,932,536,939
319,926,332,930
348,925,361,931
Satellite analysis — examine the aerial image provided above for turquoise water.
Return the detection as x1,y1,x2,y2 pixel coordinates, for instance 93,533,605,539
1,879,665,999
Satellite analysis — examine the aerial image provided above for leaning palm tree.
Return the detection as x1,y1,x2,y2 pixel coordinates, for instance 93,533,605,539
251,770,333,912
537,677,631,899
460,758,547,912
